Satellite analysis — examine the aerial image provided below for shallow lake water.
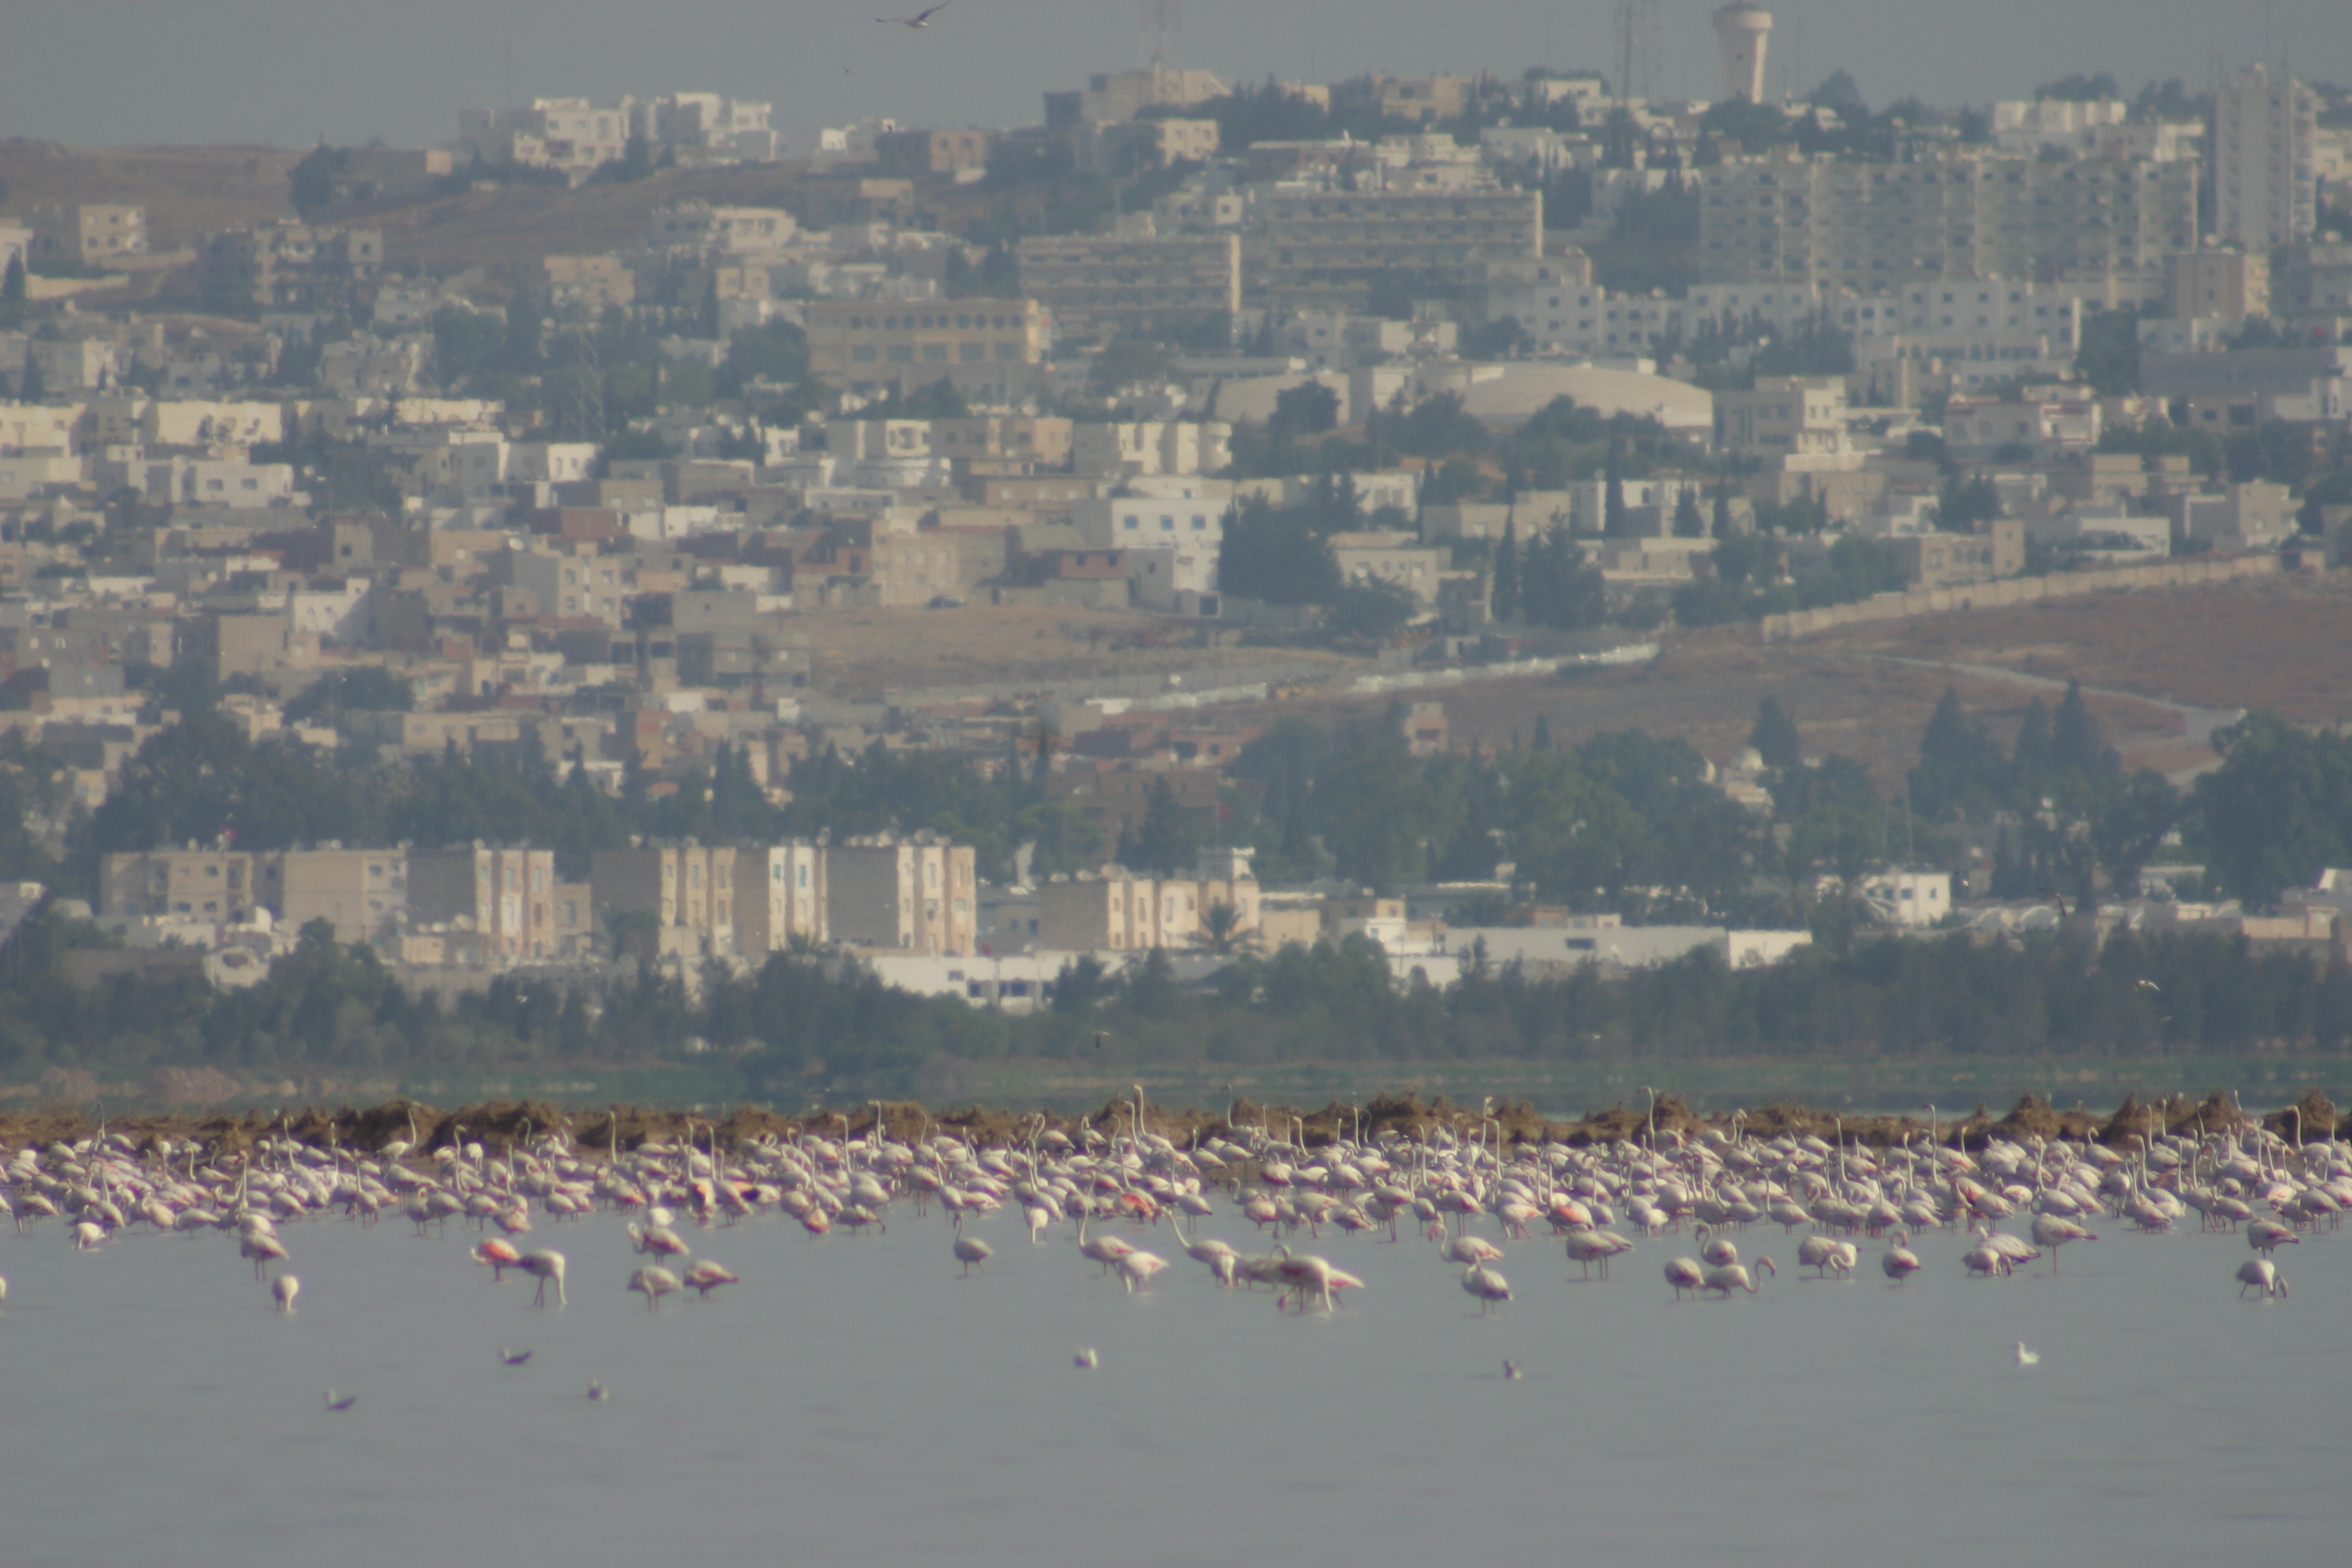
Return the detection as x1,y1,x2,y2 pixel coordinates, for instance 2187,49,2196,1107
0,1194,2341,1567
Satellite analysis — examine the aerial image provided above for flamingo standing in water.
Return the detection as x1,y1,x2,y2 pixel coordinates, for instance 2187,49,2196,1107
1880,1231,1922,1285
1116,1250,1169,1294
2029,1212,2098,1272
1461,1263,1511,1315
952,1232,993,1277
1076,1213,1134,1275
1664,1256,1706,1299
629,1266,681,1309
517,1250,567,1308
1563,1227,1634,1280
271,1274,300,1312
1701,1257,1775,1296
472,1238,523,1281
683,1260,737,1297
2236,1258,2287,1298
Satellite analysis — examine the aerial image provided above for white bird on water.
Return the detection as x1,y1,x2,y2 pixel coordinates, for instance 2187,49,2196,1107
2014,1341,2041,1366
271,1273,299,1313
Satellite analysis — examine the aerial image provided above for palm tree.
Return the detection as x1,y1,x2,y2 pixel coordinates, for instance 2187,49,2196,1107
1191,901,1259,957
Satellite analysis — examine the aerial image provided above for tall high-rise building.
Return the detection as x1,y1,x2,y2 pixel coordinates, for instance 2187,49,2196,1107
1712,3,1772,106
2213,65,2317,250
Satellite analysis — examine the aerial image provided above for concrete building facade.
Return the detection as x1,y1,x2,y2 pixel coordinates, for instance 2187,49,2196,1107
410,847,562,961
733,843,829,958
826,836,977,956
1697,158,2197,299
2213,66,2318,251
591,843,739,961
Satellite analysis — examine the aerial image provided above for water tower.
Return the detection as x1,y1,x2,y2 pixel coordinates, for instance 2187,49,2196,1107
1711,2,1772,103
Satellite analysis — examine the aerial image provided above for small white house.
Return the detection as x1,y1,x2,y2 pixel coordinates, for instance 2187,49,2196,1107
1859,869,1952,928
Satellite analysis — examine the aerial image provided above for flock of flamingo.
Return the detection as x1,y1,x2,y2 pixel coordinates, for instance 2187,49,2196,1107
1,1090,2335,1383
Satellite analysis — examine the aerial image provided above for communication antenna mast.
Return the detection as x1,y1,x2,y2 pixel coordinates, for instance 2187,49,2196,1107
1141,0,1182,70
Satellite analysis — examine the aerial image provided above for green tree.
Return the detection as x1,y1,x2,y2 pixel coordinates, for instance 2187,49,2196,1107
2193,713,2352,905
1749,697,1802,772
1118,779,1200,876
1909,687,2011,822
1490,518,1521,622
2076,309,2141,395
1270,381,1340,440
1516,526,1607,630
1317,720,1426,891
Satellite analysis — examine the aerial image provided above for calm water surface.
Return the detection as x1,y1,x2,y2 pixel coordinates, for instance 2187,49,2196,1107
0,1199,2341,1567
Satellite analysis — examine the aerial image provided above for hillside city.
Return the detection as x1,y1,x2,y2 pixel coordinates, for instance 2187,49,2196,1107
4,5,2352,1093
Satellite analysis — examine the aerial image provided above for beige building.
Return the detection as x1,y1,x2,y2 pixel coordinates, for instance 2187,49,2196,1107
534,255,637,308
410,847,563,961
276,848,407,946
1044,68,1230,131
1037,848,1259,952
803,298,1049,395
1713,376,1851,459
591,843,739,960
1016,233,1242,341
1697,158,2197,299
733,843,829,958
2213,66,2317,251
2167,250,2269,320
100,848,266,922
929,416,1076,468
1255,191,1543,311
1079,118,1220,175
827,836,977,956
874,129,992,178
30,204,146,266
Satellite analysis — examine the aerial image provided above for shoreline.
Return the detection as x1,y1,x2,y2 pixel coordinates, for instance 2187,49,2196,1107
2,1085,2338,1155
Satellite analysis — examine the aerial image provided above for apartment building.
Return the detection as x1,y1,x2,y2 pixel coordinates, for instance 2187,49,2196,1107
1077,118,1220,175
1070,484,1229,573
733,843,828,957
29,204,146,266
100,845,404,944
802,298,1049,395
590,843,740,961
410,847,562,961
826,836,977,956
2168,250,2271,319
2213,66,2318,251
1070,424,1233,479
1015,234,1242,341
100,848,266,922
279,847,407,945
1713,376,1851,459
1255,191,1543,312
1037,847,1259,952
200,222,384,314
459,99,633,176
1697,158,2197,299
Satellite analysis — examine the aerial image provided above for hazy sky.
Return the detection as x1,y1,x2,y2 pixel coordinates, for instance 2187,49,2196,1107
2,1,2345,149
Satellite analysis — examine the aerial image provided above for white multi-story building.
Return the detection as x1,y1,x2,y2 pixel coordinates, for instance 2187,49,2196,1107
2213,66,2317,251
1072,481,1229,565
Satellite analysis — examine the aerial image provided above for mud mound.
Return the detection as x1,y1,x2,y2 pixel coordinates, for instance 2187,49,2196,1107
1990,1094,2065,1141
2263,1086,2336,1143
